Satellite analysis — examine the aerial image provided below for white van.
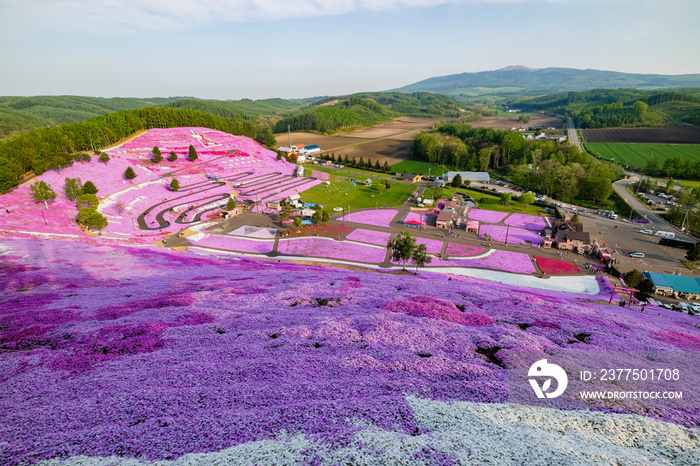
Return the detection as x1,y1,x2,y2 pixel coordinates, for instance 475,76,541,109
655,231,675,239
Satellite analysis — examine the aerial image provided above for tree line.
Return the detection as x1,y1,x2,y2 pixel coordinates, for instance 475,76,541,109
0,107,276,193
412,123,624,205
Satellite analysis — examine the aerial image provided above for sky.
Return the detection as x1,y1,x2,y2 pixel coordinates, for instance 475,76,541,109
0,0,698,100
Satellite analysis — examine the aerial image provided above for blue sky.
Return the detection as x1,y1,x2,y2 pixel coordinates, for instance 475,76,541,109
0,0,698,99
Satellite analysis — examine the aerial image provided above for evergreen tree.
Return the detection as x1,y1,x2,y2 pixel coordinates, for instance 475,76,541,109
311,211,322,224
359,157,364,167
152,146,163,163
170,179,180,192
375,160,381,170
188,145,198,162
124,166,136,182
81,180,98,195
77,193,99,209
321,210,330,223
64,177,83,201
293,216,302,228
451,173,463,188
78,208,108,232
383,161,390,173
167,151,177,162
98,153,110,164
384,180,391,190
30,180,56,209
226,197,236,210
686,243,700,262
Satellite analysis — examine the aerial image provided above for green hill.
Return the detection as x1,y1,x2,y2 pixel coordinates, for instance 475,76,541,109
0,95,189,140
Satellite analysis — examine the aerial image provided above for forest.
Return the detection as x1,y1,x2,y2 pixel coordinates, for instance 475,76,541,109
273,93,464,134
510,88,700,128
0,107,275,193
411,123,624,205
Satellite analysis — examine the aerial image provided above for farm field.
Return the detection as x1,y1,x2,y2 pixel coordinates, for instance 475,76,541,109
587,142,700,167
465,113,564,130
392,159,444,175
337,116,440,140
583,127,700,144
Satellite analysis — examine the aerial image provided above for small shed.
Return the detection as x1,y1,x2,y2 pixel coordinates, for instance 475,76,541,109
364,178,372,186
436,211,453,229
401,174,422,183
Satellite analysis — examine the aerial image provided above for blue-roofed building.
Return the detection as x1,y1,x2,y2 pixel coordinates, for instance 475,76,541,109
643,272,700,299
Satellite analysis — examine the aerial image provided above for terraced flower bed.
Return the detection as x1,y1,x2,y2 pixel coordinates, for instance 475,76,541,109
277,237,387,263
467,209,508,224
445,243,487,257
534,256,581,275
503,213,546,231
427,250,536,274
189,234,274,254
479,225,544,247
345,228,391,246
337,209,398,227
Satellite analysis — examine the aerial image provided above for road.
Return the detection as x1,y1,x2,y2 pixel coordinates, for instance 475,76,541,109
612,177,696,242
567,117,582,152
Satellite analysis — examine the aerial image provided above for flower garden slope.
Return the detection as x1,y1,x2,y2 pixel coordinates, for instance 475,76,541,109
1,238,698,464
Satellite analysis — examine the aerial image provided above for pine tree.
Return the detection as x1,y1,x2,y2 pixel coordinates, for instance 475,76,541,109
152,146,163,163
188,145,198,162
98,153,110,164
64,177,83,201
124,166,136,182
81,180,98,195
226,197,236,210
170,179,180,192
383,161,390,173
167,151,177,162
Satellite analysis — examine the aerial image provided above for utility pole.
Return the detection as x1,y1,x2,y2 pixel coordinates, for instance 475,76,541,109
288,125,291,148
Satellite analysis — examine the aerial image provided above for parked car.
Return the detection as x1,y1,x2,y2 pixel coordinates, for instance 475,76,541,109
639,230,653,235
628,251,645,258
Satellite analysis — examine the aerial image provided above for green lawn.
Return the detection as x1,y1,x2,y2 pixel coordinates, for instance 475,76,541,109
299,180,415,211
306,165,391,181
459,187,545,216
391,159,444,176
587,142,700,169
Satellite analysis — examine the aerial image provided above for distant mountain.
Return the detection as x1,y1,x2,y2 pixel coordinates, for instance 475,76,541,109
393,66,700,97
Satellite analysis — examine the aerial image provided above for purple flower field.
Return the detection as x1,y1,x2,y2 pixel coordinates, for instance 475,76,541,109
426,250,536,274
503,213,546,230
403,211,426,225
189,233,275,254
415,237,443,254
445,243,487,257
337,209,398,227
1,238,698,464
277,237,387,263
467,209,508,224
345,228,392,246
479,224,544,247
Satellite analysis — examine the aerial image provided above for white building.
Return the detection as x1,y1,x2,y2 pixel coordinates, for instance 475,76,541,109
443,171,490,183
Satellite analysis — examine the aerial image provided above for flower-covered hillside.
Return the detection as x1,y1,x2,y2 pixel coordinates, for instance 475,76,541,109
0,128,305,244
0,239,698,465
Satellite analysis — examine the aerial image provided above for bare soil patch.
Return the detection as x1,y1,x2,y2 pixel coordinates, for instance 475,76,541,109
274,133,363,151
582,127,700,144
340,140,413,166
338,117,441,140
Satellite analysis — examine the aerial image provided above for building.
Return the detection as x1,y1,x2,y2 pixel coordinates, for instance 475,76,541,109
298,144,321,156
436,210,453,229
295,165,305,177
443,172,490,183
401,174,422,183
554,230,590,251
643,272,700,300
364,178,372,186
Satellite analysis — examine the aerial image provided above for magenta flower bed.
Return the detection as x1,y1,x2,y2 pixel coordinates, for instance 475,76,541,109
337,209,398,227
278,237,387,263
467,209,508,224
479,224,544,246
345,229,391,246
504,213,546,230
0,238,698,464
191,234,274,254
415,237,443,254
445,243,487,257
427,250,536,274
402,211,426,225
534,256,581,275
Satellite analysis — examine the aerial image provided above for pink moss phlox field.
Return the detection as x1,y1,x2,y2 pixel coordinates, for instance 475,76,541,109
345,229,392,246
337,209,398,227
386,296,494,326
403,211,426,225
535,256,581,275
479,224,544,246
503,213,546,230
467,209,508,224
191,234,274,254
415,237,443,254
0,127,309,244
277,237,387,263
445,243,487,257
427,250,536,274
0,238,698,465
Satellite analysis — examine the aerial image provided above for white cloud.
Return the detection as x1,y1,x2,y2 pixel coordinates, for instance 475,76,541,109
2,0,582,34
